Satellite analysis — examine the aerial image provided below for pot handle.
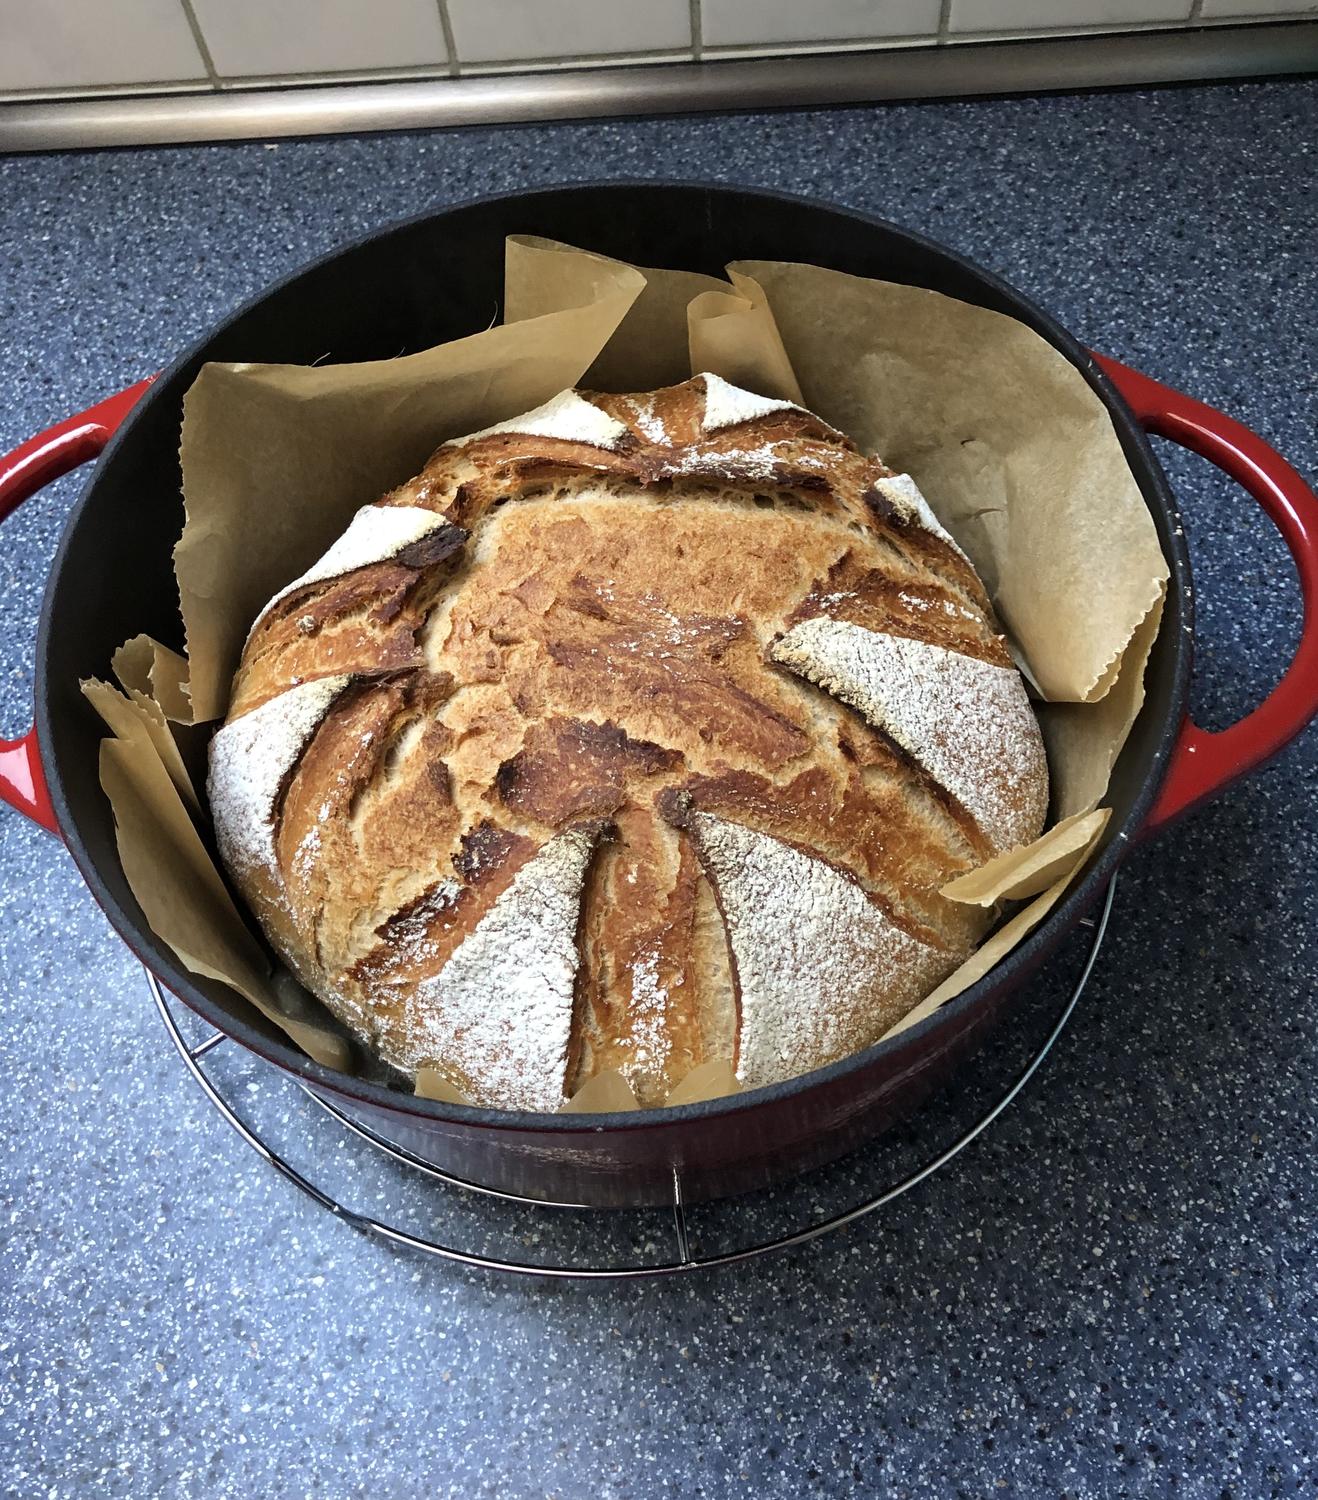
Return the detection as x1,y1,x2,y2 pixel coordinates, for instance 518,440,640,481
1095,353,1318,833
0,378,155,836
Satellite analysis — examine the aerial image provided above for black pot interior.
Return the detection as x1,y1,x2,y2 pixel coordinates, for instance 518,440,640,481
36,182,1192,1131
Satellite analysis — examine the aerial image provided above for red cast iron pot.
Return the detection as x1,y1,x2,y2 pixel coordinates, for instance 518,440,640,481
4,184,1317,1209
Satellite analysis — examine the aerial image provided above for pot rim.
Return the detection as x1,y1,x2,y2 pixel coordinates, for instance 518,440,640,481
36,178,1192,1136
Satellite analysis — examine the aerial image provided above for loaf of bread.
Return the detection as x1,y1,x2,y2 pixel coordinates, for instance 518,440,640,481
209,374,1048,1110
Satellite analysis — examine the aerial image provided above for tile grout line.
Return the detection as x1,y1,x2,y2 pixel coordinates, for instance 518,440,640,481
692,34,956,60
436,0,461,78
0,78,213,102
938,0,954,45
1188,0,1206,19
541,18,1208,70
690,0,704,61
695,19,1205,58
176,0,221,90
939,19,1200,43
212,63,459,90
455,47,704,76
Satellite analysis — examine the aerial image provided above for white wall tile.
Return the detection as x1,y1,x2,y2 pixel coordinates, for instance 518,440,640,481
1200,0,1318,15
0,0,206,91
949,0,1191,30
448,0,690,63
190,0,448,77
703,0,942,46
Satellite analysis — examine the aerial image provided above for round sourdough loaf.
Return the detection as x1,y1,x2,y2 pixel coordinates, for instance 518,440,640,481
208,374,1048,1110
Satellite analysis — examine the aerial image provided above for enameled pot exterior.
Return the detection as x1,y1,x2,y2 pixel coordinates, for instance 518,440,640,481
7,184,1318,1207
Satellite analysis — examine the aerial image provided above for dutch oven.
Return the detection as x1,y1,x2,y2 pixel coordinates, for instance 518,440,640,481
3,184,1316,1208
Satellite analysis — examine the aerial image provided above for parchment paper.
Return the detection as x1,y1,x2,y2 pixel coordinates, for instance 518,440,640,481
505,235,728,393
560,1070,643,1113
877,818,1108,1045
82,677,198,816
87,231,1169,1111
176,243,645,722
112,633,192,724
734,258,1168,706
686,271,803,404
1039,588,1169,821
414,1068,473,1106
83,679,351,1070
941,808,1112,907
664,1060,742,1107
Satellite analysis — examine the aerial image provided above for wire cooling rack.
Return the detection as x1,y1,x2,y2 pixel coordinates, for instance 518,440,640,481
145,878,1115,1280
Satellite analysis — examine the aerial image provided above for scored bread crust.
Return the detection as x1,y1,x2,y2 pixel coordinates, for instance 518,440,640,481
208,374,1048,1110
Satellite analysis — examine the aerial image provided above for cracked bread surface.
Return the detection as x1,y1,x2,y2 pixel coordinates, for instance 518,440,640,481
209,374,1048,1110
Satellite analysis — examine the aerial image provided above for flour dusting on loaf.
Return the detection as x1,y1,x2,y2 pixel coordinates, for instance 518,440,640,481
871,473,967,556
210,674,350,878
679,810,950,1089
772,618,1047,855
701,372,801,432
257,504,456,628
208,373,1048,1109
398,823,601,1110
458,389,630,451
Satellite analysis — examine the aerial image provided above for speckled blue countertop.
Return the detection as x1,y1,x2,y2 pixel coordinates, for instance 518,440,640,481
1,79,1315,1499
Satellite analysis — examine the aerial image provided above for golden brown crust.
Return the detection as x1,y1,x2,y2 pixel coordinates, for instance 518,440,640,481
568,807,711,1101
210,375,1048,1108
230,526,467,719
